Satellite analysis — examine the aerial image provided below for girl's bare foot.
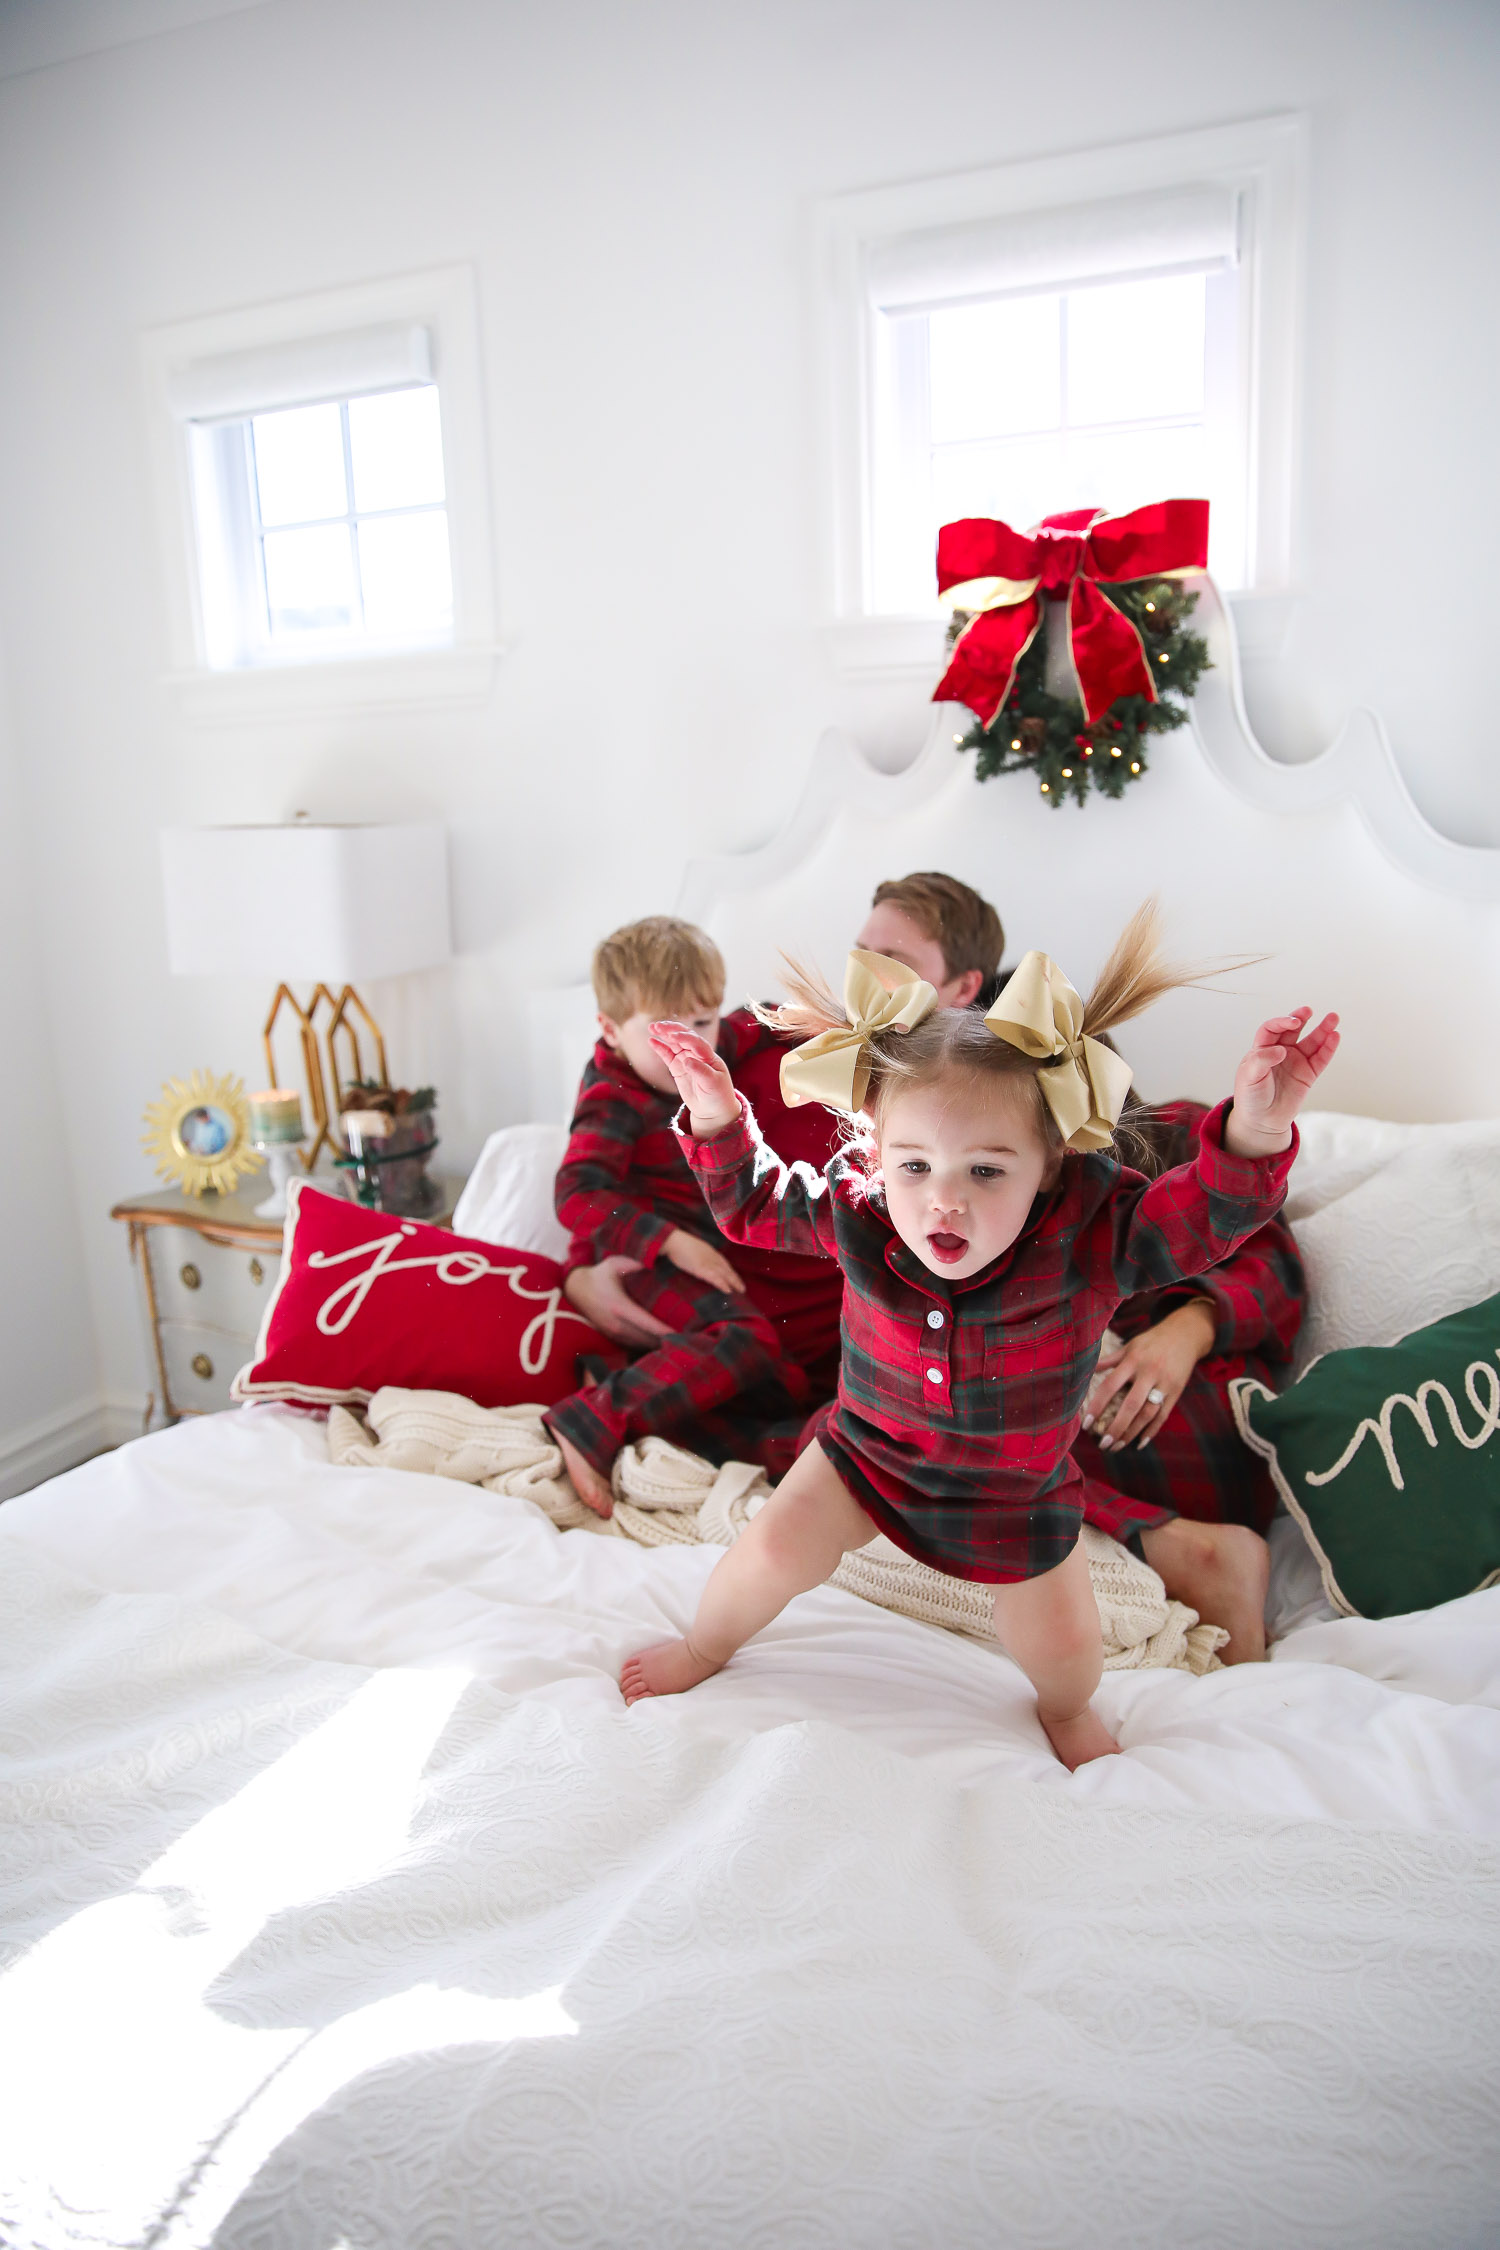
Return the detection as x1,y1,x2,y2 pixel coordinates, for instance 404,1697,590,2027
1040,1705,1122,1770
552,1426,614,1518
1139,1519,1270,1663
620,1637,724,1704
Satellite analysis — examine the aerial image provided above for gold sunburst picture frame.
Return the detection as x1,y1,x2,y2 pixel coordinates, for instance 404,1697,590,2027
142,1069,265,1198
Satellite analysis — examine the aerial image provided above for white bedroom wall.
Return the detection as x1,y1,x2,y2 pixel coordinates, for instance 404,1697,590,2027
0,0,1496,1430
0,636,108,1491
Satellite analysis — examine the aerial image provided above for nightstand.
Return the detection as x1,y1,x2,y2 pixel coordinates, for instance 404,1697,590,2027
112,1175,465,1429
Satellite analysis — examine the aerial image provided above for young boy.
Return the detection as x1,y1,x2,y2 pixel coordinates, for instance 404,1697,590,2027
544,916,812,1516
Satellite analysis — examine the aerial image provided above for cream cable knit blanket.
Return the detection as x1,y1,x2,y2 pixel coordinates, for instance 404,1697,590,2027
329,1387,1225,1674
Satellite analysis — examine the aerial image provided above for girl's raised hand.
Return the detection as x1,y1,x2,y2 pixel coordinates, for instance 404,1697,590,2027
648,1021,740,1137
1226,1007,1340,1156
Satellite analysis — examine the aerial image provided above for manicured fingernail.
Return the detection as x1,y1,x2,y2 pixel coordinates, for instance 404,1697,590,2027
1098,1435,1113,1451
1081,1414,1094,1432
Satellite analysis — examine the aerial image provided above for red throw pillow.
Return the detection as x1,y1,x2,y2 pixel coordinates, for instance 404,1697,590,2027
232,1181,624,1410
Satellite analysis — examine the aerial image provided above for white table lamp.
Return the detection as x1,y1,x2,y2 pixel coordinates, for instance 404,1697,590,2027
160,821,452,1167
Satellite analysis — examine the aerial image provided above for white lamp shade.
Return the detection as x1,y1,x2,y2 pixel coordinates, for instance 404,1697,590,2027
160,823,452,981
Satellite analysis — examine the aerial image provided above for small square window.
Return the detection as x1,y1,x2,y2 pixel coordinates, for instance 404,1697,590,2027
191,383,454,668
145,267,497,707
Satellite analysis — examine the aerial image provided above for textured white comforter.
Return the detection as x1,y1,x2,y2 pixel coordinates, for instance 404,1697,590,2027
3,1405,1499,2249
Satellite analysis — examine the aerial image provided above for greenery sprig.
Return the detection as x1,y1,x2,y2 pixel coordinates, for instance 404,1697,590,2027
340,1080,437,1115
948,577,1210,808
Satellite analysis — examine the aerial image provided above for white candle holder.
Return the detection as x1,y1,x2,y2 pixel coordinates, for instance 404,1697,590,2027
253,1141,302,1220
248,1088,307,1221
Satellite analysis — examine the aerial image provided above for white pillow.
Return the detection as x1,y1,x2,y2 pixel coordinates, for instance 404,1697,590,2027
452,1123,571,1259
1284,1109,1431,1223
1289,1119,1500,1375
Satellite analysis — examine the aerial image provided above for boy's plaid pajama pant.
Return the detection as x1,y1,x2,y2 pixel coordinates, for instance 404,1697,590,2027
543,1262,812,1480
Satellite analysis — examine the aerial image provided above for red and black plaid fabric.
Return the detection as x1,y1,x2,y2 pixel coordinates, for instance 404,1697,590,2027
549,1010,825,1480
555,1009,773,1275
1072,1354,1279,1534
543,1259,811,1479
1072,1098,1305,1533
680,1096,1297,1583
1118,1100,1304,1363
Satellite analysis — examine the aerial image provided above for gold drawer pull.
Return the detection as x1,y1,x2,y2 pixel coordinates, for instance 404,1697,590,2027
180,1263,202,1291
191,1353,214,1381
248,1258,265,1285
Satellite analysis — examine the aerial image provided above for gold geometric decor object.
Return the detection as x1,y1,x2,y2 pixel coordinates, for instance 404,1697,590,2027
263,981,393,1169
141,1069,265,1198
263,983,336,1170
326,983,390,1109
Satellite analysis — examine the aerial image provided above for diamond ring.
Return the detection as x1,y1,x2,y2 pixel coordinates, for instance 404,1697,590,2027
1146,1387,1166,1405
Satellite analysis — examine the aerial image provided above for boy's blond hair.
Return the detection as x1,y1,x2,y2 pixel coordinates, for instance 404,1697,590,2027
592,916,726,1022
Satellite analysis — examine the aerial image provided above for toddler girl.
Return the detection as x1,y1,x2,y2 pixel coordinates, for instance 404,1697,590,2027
619,905,1338,1769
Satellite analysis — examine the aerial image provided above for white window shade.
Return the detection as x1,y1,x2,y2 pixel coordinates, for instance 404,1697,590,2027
167,323,434,424
866,184,1240,314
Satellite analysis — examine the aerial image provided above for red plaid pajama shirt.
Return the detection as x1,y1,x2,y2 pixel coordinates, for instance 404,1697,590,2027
679,1095,1297,1582
543,1013,823,1477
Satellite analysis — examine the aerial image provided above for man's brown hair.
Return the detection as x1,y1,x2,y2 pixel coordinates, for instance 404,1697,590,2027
591,915,726,1022
870,872,1004,984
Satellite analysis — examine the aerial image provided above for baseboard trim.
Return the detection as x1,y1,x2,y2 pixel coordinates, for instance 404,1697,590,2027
0,1393,142,1502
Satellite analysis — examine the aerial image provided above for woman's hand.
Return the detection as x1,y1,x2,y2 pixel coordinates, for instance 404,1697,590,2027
1083,1298,1218,1452
1226,1008,1340,1155
663,1227,747,1294
648,1020,740,1137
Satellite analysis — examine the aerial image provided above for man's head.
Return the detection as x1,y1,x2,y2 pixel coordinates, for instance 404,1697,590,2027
592,915,725,1093
855,872,1004,1008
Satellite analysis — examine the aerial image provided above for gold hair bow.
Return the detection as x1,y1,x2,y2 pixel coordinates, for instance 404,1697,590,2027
779,949,939,1113
983,950,1133,1153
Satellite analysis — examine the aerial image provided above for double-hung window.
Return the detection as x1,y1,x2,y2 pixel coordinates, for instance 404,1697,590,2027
821,119,1304,661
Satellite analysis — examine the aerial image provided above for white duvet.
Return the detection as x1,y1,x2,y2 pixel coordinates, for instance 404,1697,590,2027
3,1405,1500,2249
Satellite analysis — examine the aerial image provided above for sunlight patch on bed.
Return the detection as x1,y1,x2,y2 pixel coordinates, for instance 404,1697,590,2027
0,1665,575,2248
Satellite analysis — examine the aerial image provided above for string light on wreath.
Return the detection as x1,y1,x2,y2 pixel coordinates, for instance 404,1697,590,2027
932,503,1213,810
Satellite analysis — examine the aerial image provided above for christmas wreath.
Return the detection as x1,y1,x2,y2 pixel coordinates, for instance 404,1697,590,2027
934,503,1212,809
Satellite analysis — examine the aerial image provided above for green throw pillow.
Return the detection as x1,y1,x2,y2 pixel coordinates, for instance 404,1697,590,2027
1231,1290,1500,1620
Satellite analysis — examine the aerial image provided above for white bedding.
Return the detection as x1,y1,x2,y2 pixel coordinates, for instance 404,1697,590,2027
4,1405,1500,2248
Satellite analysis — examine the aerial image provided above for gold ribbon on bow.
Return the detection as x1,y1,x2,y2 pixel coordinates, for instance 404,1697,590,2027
779,949,939,1113
983,950,1133,1152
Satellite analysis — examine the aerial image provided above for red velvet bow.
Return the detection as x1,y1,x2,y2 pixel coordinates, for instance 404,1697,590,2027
932,500,1210,729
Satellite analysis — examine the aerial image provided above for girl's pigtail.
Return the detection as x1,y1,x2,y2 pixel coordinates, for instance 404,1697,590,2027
753,953,847,1041
1081,897,1250,1040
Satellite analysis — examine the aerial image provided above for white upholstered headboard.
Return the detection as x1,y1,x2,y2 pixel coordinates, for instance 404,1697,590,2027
533,582,1500,1125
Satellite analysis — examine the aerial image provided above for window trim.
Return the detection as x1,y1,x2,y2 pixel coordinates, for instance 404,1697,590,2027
816,115,1307,677
142,264,498,717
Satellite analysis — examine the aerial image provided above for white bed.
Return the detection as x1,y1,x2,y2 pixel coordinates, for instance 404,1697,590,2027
3,1383,1499,2250
5,612,1500,2247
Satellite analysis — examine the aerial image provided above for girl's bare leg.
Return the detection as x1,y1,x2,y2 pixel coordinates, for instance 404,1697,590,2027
620,1442,877,1702
991,1535,1121,1771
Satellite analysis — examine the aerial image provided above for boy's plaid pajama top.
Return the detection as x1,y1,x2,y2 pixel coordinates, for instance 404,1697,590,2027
679,1095,1298,1583
546,1010,824,1480
554,1009,773,1274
